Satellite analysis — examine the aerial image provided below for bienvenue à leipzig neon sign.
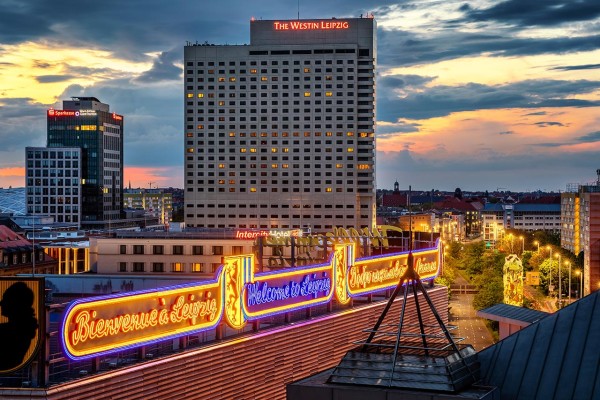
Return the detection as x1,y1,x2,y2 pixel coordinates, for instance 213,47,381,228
61,240,441,360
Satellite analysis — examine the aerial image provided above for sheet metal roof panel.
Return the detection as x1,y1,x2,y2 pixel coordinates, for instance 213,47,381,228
478,292,600,400
477,303,548,326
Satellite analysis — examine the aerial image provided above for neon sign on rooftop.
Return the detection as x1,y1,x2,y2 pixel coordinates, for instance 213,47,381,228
61,240,441,360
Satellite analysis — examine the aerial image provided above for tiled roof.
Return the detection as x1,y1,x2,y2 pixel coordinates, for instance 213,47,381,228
0,225,31,249
478,291,600,399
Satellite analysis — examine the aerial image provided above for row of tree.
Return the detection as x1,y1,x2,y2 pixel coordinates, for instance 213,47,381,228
436,229,582,310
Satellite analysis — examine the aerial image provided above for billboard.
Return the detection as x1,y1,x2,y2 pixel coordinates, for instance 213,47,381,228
0,278,44,374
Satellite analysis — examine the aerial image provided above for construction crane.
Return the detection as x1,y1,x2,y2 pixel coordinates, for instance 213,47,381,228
148,182,156,189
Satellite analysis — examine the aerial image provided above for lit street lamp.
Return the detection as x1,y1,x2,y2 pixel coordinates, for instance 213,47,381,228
520,236,524,254
534,240,540,253
555,253,561,307
566,261,571,304
546,245,552,294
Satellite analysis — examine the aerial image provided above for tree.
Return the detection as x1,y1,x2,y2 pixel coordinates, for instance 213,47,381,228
473,275,504,310
454,187,463,200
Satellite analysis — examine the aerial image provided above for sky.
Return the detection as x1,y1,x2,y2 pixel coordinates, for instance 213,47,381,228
0,0,599,193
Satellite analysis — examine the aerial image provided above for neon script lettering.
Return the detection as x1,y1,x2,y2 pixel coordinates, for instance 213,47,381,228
348,262,404,289
274,20,349,30
246,274,331,306
69,294,217,346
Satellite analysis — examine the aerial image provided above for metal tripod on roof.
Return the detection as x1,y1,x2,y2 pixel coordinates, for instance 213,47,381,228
328,186,480,392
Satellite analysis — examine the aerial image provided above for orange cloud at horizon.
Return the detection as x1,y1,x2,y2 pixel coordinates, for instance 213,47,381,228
377,106,600,159
124,166,183,189
0,167,25,188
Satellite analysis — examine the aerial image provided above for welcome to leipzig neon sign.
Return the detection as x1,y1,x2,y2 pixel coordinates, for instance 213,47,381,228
61,240,441,359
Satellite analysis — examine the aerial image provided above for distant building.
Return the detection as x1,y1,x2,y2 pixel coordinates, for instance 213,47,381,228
26,97,124,229
123,189,173,225
25,147,82,226
0,225,55,275
561,171,600,296
482,202,561,244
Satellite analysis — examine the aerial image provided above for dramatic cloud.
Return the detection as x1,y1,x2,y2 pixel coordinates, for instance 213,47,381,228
1,0,600,191
464,0,600,27
377,78,600,121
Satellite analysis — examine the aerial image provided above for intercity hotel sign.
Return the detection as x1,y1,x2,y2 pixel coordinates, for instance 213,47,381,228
61,241,441,360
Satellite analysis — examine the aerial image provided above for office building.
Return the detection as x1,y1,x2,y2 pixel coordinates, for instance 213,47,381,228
26,97,124,229
184,17,376,231
25,147,82,224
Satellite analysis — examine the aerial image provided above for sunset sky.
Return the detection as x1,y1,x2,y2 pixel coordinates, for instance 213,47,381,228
1,0,599,192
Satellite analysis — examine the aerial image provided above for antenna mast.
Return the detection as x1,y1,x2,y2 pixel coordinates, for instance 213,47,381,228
297,0,300,19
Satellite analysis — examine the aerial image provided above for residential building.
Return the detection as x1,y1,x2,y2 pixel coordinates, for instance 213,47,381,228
561,172,600,295
184,17,376,231
482,202,561,244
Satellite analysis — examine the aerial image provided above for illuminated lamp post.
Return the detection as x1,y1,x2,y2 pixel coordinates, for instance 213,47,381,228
566,261,571,304
534,240,540,253
555,253,561,307
546,245,552,295
519,236,524,254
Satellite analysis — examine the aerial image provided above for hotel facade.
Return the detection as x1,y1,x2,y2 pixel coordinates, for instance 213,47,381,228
184,17,376,231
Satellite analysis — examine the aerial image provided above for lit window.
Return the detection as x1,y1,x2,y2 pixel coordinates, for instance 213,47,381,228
229,180,236,184
191,263,204,272
218,179,225,184
218,77,225,82
187,148,194,153
326,187,332,192
347,148,354,152
250,148,257,153
250,188,257,192
218,101,225,106
282,164,289,168
271,148,278,153
187,93,194,98
197,124,204,129
271,164,278,168
336,163,343,168
282,148,289,153
358,164,370,170
325,92,333,97
304,92,311,97
229,77,236,82
197,93,204,98
250,69,257,74
240,148,247,153
219,164,225,168
229,132,236,137
171,262,184,272
261,77,268,81
346,132,354,136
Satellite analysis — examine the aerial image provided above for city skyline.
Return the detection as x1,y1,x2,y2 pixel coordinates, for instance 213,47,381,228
1,0,599,192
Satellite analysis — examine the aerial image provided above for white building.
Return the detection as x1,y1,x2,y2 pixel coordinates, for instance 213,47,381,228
25,147,82,225
184,17,376,231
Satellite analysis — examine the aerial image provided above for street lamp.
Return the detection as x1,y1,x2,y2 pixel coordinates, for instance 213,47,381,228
575,270,582,299
534,240,540,253
546,245,552,294
555,253,561,307
566,261,571,304
520,236,524,254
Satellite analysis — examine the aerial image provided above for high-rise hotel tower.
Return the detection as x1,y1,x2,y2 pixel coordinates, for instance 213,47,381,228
184,17,376,231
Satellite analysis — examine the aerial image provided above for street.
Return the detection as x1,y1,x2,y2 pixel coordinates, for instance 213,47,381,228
448,292,496,351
